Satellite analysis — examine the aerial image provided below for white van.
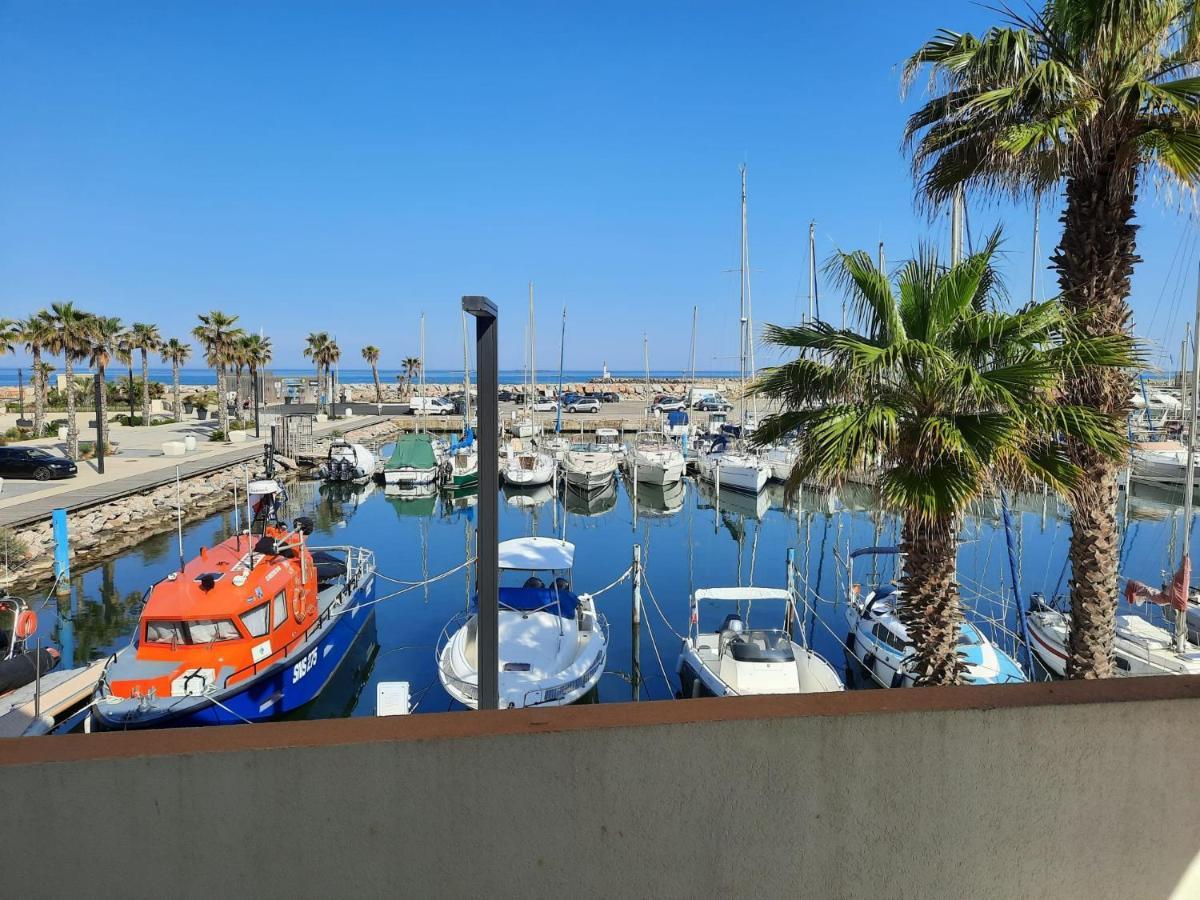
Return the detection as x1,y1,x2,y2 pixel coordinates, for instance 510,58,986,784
410,396,455,415
687,387,722,408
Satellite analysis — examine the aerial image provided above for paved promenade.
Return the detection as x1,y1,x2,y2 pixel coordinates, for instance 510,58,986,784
0,413,391,529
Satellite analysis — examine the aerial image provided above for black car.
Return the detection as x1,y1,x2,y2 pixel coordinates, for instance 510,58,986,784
0,447,78,480
599,392,620,403
498,389,526,404
696,397,732,412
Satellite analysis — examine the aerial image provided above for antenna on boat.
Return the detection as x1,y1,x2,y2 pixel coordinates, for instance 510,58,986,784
556,306,566,435
232,475,241,547
175,465,185,573
689,305,698,391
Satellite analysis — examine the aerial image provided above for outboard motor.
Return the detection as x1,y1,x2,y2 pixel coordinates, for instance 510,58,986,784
719,613,745,636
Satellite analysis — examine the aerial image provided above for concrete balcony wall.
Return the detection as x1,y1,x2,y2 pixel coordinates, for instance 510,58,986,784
2,678,1199,898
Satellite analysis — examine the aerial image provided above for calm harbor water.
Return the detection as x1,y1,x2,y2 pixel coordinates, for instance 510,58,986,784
12,450,1199,719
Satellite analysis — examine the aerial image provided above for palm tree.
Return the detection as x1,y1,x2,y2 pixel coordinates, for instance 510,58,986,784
401,356,421,400
323,339,342,411
45,302,95,459
0,319,15,356
362,345,383,403
903,2,1200,677
304,332,332,413
18,313,54,436
128,323,162,426
115,329,136,423
160,338,192,421
87,316,124,455
749,238,1134,683
192,311,240,439
240,333,272,435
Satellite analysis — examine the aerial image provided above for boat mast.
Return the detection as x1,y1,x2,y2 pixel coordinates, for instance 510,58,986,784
807,221,816,321
1177,262,1200,653
1029,196,1040,303
739,165,748,429
689,305,698,390
419,312,426,434
643,332,650,428
461,309,471,427
556,306,566,434
743,167,759,427
950,185,965,266
528,282,536,430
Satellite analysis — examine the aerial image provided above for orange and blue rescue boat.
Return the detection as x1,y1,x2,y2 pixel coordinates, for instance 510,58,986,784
92,478,376,729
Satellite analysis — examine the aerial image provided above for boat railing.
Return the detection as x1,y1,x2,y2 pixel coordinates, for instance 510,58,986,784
522,647,605,708
435,609,478,703
221,545,375,690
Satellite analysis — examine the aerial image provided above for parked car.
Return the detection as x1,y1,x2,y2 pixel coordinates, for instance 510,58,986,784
532,399,558,412
565,397,600,414
0,447,78,481
409,396,455,415
695,396,732,412
498,389,524,403
652,396,687,413
599,391,620,403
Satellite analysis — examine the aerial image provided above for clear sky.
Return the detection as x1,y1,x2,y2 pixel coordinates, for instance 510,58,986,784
1,1,1196,372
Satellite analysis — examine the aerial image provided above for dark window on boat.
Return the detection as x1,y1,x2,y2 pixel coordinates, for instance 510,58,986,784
144,619,239,645
241,603,270,638
873,623,905,653
272,591,288,630
1114,656,1131,672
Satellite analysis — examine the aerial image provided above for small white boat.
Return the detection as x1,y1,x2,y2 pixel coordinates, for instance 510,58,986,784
595,427,625,457
695,435,769,494
764,443,798,483
1130,441,1199,484
502,442,555,487
627,432,685,486
383,434,438,486
437,537,608,709
845,547,1027,687
562,442,618,491
506,416,536,439
1026,595,1200,677
677,587,844,696
537,433,572,462
318,439,375,484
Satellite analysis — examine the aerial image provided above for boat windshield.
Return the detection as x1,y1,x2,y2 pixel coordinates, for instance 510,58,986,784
145,618,240,645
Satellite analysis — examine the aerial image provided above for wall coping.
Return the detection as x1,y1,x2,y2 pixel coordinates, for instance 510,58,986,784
4,674,1199,768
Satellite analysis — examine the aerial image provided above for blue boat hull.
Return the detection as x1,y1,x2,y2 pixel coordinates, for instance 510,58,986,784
94,577,377,730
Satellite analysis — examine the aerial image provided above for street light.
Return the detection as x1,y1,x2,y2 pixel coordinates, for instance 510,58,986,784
462,295,498,711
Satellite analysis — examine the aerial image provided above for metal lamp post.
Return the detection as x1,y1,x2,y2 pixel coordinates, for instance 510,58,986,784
463,295,498,711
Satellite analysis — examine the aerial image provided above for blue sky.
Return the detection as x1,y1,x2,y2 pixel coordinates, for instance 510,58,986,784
1,1,1196,372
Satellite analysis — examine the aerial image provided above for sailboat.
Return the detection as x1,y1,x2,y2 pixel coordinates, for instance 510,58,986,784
441,314,479,489
538,305,573,462
696,165,769,494
628,335,685,485
507,283,542,439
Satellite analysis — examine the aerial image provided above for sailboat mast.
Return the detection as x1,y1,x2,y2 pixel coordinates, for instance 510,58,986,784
739,165,748,428
419,312,426,434
529,282,536,428
808,222,816,321
556,306,565,434
689,305,698,390
1178,262,1200,653
461,310,471,426
1030,196,1041,303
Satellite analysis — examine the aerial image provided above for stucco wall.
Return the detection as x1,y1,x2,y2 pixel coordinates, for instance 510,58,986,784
2,679,1199,899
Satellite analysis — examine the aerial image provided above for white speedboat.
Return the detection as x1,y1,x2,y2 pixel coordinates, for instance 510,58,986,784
627,432,685,486
318,439,376,484
437,537,608,709
677,587,844,697
1026,594,1200,677
845,547,1027,687
562,442,618,491
695,435,769,494
595,427,625,457
502,442,555,487
1130,441,1199,484
383,433,438,486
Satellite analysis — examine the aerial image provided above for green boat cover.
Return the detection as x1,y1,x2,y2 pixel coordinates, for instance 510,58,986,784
386,434,437,470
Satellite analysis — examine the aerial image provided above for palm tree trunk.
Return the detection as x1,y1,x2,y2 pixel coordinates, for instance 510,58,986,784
172,361,181,421
372,364,382,403
64,355,78,459
315,363,322,412
140,348,150,426
97,363,108,454
32,347,44,437
217,366,229,438
1054,159,1138,679
896,512,963,686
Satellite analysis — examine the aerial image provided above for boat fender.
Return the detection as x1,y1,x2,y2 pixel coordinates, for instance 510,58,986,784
15,609,37,640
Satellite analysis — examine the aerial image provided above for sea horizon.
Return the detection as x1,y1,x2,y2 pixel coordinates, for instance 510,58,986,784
0,366,740,388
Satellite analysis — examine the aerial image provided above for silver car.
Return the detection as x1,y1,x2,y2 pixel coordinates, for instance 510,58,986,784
565,397,600,413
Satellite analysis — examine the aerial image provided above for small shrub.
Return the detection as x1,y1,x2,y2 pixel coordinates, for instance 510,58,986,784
209,429,226,441
0,528,29,568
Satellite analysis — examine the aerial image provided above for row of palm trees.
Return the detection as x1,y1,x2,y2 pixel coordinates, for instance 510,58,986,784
305,335,406,409
0,307,275,459
756,0,1197,682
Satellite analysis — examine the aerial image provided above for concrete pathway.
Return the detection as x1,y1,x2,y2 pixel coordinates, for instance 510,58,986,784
0,414,391,529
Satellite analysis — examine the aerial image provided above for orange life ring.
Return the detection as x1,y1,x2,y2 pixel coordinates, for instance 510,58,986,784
292,588,306,624
14,609,37,640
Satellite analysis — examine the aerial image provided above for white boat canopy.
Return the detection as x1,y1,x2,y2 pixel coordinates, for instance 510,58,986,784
693,587,791,604
498,537,576,571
